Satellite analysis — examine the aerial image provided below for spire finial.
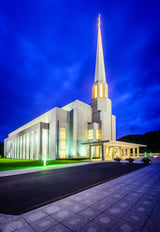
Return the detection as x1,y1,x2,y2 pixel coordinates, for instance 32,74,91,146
98,14,101,27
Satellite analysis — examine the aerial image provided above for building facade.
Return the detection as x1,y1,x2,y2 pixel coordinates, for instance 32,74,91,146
4,15,145,160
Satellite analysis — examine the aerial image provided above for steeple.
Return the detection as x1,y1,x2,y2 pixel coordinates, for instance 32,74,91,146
92,14,108,99
94,14,106,83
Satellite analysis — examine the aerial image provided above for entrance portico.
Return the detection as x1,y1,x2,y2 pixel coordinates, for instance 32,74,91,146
83,140,146,160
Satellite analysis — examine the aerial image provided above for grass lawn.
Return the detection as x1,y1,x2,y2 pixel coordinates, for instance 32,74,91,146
0,158,90,171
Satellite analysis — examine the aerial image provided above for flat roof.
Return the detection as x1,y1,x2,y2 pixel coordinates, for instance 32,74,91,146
82,140,146,148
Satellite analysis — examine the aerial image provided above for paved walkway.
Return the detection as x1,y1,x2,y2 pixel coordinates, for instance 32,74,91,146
0,160,160,232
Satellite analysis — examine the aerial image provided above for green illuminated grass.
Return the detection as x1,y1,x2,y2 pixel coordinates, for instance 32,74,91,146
0,158,90,171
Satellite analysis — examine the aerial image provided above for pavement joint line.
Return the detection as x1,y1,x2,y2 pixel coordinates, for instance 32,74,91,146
18,167,146,215
0,160,159,232
23,217,36,232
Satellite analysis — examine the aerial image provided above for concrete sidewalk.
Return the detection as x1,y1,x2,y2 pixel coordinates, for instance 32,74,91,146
0,159,160,232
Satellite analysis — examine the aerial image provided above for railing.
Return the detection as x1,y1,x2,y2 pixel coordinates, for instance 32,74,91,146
140,153,160,157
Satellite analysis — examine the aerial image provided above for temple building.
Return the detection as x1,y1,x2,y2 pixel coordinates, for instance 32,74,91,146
4,15,145,160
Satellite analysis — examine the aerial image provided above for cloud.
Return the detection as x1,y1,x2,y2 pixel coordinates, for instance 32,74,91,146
0,0,160,141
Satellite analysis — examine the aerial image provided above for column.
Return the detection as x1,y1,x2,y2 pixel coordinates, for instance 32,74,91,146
35,130,38,160
25,134,27,159
133,148,135,158
89,145,92,160
135,148,137,157
39,125,42,160
127,148,130,158
17,137,20,159
12,139,15,158
121,148,123,157
102,144,105,161
30,132,33,160
122,148,125,158
20,136,23,159
112,147,114,160
119,148,122,159
113,147,115,159
32,131,35,160
26,133,30,160
14,139,16,158
105,146,108,159
23,134,25,159
137,147,139,157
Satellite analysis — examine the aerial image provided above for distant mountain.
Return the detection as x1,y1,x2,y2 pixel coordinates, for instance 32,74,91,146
118,129,160,153
0,129,160,157
0,142,4,157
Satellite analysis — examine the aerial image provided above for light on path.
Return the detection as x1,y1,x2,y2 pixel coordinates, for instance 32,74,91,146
43,156,47,166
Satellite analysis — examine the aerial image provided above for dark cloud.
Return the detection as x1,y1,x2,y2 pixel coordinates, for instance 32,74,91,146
0,0,160,140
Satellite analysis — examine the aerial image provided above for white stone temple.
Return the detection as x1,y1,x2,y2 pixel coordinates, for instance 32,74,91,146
4,15,145,160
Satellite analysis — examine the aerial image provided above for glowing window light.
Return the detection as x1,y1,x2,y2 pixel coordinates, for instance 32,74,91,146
94,85,97,98
100,84,103,97
60,128,66,159
96,130,101,141
88,130,93,141
105,85,108,97
43,156,46,166
42,129,49,157
96,146,100,157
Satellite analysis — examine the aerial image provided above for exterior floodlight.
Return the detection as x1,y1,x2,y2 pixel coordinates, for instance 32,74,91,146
43,156,47,166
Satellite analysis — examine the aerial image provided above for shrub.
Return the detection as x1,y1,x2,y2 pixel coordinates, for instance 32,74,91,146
114,157,121,162
141,157,152,165
126,158,135,163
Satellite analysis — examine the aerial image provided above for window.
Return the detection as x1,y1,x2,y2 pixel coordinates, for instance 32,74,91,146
94,85,97,98
60,128,66,158
88,130,93,141
105,85,108,97
95,146,100,157
100,84,103,97
42,129,49,158
96,130,101,141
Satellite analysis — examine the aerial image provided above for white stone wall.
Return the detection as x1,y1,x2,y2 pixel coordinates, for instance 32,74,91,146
63,100,92,157
49,107,68,160
91,97,113,141
4,122,48,160
111,115,116,141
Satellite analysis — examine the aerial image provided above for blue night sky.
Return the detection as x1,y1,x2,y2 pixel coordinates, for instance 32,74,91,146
0,0,160,141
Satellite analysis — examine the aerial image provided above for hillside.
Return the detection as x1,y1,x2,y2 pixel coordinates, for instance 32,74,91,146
118,129,160,153
0,142,4,157
0,129,160,157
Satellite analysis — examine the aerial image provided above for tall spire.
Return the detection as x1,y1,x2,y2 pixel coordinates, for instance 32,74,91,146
92,14,108,99
94,14,106,83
